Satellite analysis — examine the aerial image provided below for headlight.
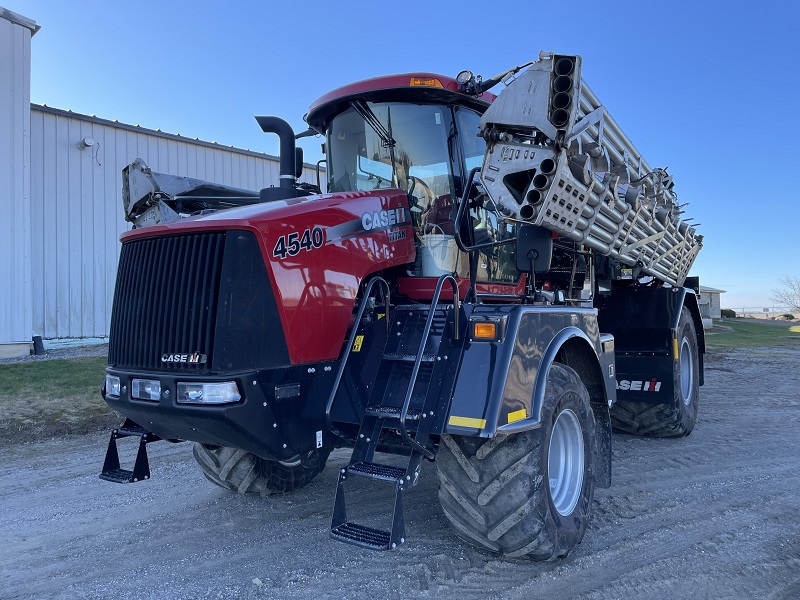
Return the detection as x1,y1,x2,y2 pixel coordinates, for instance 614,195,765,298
176,382,241,405
132,378,161,402
105,374,121,398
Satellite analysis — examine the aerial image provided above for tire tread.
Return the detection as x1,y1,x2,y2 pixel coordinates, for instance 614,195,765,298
192,444,329,495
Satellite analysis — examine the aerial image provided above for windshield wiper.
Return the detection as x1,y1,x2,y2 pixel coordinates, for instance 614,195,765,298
351,100,395,149
352,100,399,189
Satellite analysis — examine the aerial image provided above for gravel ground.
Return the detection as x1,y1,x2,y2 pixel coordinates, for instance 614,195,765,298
1,344,799,600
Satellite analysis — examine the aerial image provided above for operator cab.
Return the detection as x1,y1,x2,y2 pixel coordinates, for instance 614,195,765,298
306,74,522,293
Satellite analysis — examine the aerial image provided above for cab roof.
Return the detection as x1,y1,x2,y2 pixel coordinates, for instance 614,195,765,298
305,73,494,132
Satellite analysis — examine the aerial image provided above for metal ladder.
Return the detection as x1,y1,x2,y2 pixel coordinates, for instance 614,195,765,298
325,275,461,550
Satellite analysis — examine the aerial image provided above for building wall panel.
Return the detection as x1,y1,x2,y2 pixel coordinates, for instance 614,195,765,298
29,106,324,339
0,16,33,348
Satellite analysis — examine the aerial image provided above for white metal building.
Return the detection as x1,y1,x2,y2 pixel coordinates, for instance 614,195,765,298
698,285,726,328
1,8,322,357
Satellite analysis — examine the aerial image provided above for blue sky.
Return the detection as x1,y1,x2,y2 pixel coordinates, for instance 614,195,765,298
6,0,799,309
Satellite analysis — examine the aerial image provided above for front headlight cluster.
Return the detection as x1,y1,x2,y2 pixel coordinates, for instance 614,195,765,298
103,375,241,405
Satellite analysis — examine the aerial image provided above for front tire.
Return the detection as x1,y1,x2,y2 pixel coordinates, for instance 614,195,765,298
192,444,330,495
611,306,699,437
436,363,596,560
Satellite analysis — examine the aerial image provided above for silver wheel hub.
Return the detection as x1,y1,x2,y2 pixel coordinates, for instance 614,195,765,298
548,408,585,516
679,336,693,406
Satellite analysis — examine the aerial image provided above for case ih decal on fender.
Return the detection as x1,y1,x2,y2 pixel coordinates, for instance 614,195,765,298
304,207,412,249
617,378,662,392
361,207,407,231
272,227,325,259
162,352,208,364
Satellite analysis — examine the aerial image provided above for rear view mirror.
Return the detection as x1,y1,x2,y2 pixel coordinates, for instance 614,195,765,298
515,225,552,273
295,147,304,179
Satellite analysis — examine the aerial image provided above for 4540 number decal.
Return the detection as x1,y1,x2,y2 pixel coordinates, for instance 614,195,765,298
273,227,325,259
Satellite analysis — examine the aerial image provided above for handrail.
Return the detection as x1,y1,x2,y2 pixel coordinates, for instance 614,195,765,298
325,276,391,444
453,167,480,253
454,167,518,254
398,274,460,458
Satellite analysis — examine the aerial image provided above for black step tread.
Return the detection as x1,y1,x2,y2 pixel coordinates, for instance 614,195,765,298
99,468,137,483
347,461,407,481
365,405,422,420
382,352,436,363
395,304,453,312
331,522,391,550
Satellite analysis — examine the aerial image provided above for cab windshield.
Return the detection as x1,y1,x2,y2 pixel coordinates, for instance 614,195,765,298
326,102,455,220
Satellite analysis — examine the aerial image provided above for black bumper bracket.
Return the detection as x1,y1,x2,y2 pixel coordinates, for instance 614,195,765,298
99,419,163,484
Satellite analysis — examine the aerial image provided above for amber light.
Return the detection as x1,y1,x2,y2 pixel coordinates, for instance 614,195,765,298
473,322,497,340
410,77,443,88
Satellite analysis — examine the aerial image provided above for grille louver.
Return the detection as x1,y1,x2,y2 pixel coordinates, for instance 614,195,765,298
108,232,226,371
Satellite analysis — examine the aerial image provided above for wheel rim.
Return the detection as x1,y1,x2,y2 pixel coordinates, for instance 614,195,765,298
679,336,693,406
548,408,585,516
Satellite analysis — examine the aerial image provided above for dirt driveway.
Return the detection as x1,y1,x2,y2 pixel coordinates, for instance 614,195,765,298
2,345,799,600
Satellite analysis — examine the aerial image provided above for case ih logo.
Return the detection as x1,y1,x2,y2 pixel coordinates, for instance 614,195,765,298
361,207,406,231
161,352,207,364
617,378,662,392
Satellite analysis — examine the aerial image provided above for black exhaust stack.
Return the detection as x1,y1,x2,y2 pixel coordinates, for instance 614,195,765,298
255,116,300,201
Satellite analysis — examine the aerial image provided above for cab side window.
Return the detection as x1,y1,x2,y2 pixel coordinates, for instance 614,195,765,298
456,108,520,284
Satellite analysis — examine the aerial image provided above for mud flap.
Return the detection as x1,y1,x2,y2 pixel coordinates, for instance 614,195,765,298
592,403,612,488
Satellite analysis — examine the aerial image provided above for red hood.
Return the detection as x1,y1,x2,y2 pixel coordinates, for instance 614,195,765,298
121,189,416,365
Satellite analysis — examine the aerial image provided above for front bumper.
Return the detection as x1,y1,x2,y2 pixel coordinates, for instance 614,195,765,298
102,364,338,461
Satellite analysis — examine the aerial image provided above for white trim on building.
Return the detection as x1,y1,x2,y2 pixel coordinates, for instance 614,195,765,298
0,8,37,357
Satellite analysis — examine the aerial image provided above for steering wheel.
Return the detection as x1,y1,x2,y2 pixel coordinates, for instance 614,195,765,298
409,175,436,209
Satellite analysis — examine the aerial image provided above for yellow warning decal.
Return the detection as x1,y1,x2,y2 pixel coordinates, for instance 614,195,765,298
507,409,527,424
673,338,679,360
352,335,364,352
448,416,486,429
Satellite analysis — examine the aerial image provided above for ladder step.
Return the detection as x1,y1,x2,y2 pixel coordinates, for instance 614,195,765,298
382,352,436,363
365,405,422,420
395,304,453,312
331,522,392,550
347,461,407,482
99,468,142,484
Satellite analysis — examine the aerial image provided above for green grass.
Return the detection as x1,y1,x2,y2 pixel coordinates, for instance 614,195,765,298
705,320,800,348
0,356,107,399
0,356,118,444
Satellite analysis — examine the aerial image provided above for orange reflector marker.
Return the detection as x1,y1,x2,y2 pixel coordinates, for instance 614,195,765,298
673,338,679,360
410,77,443,88
473,322,497,340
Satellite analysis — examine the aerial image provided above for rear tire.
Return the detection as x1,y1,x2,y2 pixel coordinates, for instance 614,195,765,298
611,306,699,437
192,444,330,495
436,363,596,560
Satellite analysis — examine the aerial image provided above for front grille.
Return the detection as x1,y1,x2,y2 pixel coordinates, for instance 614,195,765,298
109,232,226,371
